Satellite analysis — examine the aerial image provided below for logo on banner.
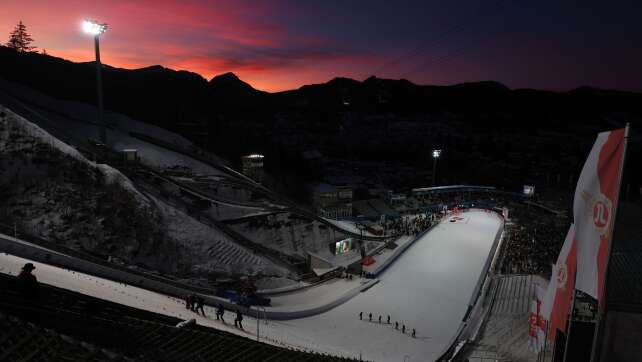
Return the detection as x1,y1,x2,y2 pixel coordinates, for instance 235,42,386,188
556,263,568,291
528,313,538,336
582,191,613,236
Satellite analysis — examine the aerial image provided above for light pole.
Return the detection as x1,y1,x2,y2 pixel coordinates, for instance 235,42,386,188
432,149,441,187
83,19,108,144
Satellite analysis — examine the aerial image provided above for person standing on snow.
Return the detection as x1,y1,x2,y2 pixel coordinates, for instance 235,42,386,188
188,294,198,312
185,294,192,310
235,309,244,329
195,296,205,316
216,304,225,322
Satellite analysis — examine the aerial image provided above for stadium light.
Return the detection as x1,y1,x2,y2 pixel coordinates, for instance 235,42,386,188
82,19,108,144
82,20,107,35
432,149,441,186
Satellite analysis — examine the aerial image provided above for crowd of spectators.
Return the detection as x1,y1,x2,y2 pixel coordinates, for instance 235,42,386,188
500,204,569,277
403,189,571,278
384,214,435,236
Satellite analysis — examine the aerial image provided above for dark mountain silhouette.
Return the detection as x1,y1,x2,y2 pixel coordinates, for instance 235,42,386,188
1,45,641,129
208,72,267,107
0,45,640,197
210,72,257,92
0,46,210,131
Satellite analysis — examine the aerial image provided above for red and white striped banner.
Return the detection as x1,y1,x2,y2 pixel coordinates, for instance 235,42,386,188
573,128,626,302
528,284,547,352
542,225,577,339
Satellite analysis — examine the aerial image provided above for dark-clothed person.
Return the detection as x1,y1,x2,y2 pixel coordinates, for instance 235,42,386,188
216,304,225,322
235,309,243,329
16,263,38,298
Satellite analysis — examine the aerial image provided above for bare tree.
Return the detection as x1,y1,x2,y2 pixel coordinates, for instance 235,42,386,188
6,21,36,52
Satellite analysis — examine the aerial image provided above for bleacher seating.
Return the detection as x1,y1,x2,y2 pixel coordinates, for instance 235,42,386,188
0,273,358,361
0,311,125,361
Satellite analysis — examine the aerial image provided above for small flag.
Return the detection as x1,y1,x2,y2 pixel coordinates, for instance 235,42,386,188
528,284,547,352
541,225,577,340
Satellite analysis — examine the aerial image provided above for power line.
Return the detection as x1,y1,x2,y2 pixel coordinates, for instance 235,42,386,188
400,0,518,80
369,0,506,78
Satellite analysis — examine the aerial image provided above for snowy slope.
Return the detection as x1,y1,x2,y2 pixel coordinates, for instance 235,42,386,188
0,82,226,176
0,104,146,203
150,194,289,277
1,104,290,280
0,85,283,223
0,210,502,361
228,212,352,257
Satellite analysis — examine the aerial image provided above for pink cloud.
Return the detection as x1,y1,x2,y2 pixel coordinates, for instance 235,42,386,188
1,0,384,91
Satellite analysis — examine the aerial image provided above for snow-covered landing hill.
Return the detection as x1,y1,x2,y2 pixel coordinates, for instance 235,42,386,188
0,105,289,283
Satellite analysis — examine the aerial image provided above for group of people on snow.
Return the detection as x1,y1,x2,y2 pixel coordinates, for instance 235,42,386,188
185,294,245,329
185,293,206,316
359,311,416,338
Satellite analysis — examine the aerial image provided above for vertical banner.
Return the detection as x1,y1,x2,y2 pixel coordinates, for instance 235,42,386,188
573,129,625,302
529,284,547,352
542,225,577,340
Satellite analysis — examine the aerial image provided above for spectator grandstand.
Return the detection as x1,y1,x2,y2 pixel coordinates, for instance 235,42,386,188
0,272,357,362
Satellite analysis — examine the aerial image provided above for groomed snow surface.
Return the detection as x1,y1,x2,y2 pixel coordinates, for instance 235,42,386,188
0,211,502,361
282,211,502,361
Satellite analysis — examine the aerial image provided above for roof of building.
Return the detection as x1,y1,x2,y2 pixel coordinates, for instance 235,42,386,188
411,185,496,194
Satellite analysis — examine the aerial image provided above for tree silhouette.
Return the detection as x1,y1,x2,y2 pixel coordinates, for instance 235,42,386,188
6,21,36,52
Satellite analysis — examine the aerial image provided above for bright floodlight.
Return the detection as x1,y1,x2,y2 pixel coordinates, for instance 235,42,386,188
83,20,107,35
432,149,442,159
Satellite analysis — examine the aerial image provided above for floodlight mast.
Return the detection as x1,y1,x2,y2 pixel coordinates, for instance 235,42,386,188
432,149,441,187
83,20,108,144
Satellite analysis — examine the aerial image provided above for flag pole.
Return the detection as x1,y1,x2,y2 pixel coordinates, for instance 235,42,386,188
562,289,577,362
543,319,549,361
589,123,631,362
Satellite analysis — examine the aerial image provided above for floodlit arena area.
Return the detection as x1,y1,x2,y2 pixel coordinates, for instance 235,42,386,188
281,210,504,361
0,210,503,362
